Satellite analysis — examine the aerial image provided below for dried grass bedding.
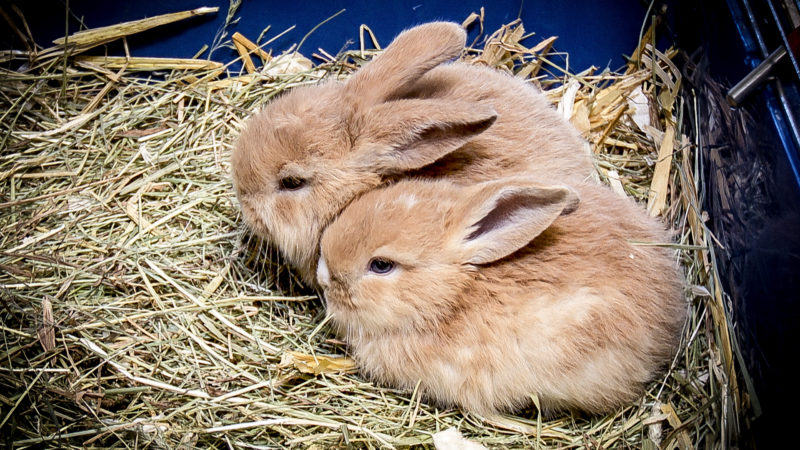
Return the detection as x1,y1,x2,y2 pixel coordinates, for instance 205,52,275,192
0,6,742,448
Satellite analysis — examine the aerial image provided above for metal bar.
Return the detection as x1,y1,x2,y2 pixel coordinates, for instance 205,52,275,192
785,0,800,28
767,0,800,81
727,45,787,106
730,0,800,185
773,80,800,183
741,0,770,56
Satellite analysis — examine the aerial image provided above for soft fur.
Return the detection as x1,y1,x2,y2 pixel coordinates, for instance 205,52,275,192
232,22,593,285
318,178,687,415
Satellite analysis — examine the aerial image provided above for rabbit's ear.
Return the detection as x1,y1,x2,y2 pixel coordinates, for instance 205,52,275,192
454,181,580,265
352,99,497,173
345,22,466,106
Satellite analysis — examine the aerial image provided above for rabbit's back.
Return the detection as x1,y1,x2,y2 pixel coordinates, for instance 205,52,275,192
402,62,594,182
470,184,686,412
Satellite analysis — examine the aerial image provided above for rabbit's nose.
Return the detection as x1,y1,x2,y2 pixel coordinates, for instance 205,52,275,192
316,256,331,289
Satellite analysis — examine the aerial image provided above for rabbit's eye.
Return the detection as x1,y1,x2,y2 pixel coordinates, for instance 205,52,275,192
279,176,306,191
368,258,395,274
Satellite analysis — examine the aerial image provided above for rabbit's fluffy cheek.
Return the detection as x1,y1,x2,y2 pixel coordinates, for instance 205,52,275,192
241,192,322,281
322,264,452,333
238,196,271,239
327,276,421,332
323,288,407,337
321,283,354,315
359,294,422,332
353,264,465,330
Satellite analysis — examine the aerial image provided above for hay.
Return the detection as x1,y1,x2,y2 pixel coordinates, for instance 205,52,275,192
0,8,742,449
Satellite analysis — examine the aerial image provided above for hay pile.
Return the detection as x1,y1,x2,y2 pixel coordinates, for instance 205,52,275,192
1,7,742,448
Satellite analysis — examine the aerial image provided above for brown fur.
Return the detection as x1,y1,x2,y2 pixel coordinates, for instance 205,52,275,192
318,178,687,415
231,22,593,285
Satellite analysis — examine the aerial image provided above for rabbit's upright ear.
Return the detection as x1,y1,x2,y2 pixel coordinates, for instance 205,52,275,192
453,181,580,265
352,99,497,173
345,22,466,106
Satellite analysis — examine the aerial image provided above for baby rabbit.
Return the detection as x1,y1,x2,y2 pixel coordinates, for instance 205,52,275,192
317,178,686,414
232,22,593,286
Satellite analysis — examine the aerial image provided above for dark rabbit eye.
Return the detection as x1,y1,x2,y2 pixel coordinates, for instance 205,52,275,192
279,176,306,191
368,258,395,274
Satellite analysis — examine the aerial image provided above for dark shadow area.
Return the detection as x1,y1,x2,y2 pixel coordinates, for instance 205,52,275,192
672,0,800,447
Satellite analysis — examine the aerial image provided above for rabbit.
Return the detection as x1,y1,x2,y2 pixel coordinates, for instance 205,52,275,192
231,21,594,286
316,177,687,415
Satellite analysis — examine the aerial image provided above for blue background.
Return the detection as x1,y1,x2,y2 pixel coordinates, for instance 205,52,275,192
3,1,649,74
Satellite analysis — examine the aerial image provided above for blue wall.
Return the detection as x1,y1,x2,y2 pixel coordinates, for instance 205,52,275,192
5,1,648,73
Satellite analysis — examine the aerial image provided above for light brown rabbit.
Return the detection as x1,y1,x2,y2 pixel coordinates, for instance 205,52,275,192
317,178,686,415
232,22,593,286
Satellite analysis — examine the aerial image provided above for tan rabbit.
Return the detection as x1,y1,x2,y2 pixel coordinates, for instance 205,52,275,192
232,22,593,286
317,178,686,415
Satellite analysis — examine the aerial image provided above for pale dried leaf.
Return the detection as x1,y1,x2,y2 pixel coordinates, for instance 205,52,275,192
283,351,356,375
38,297,56,352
